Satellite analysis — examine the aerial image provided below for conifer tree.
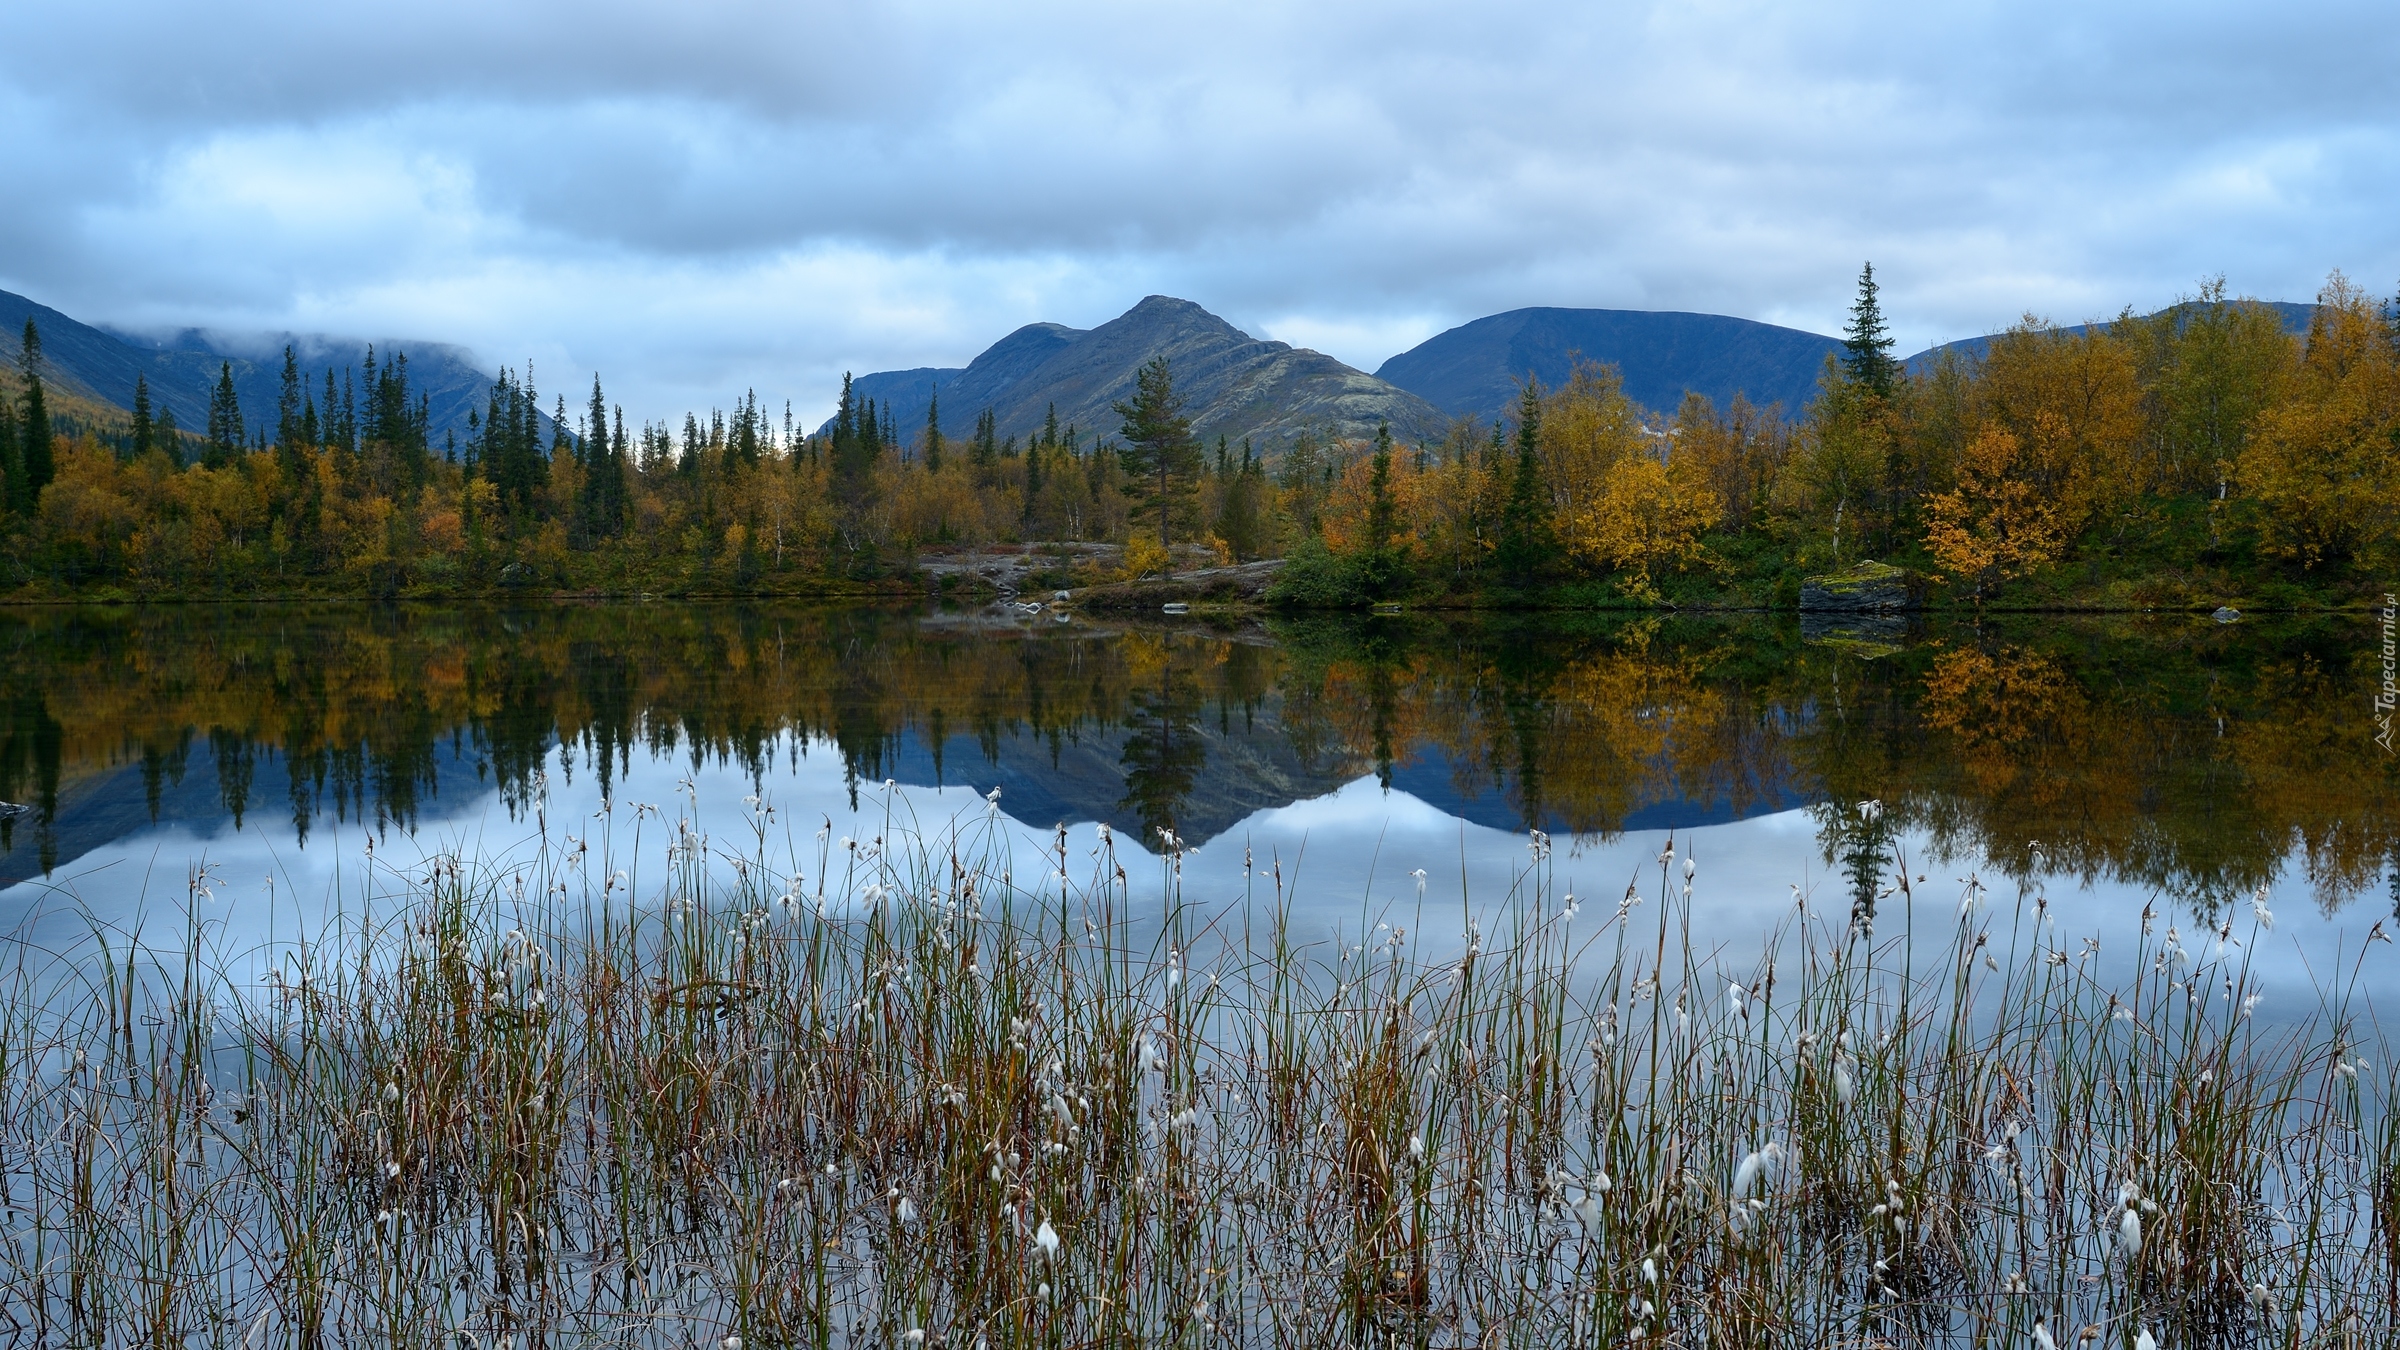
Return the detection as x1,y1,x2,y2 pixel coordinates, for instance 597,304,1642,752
1042,403,1060,451
156,406,182,468
924,390,943,471
1495,383,1551,585
1842,262,1901,396
276,345,304,451
15,321,53,510
205,362,243,470
131,372,155,461
1022,435,1043,525
0,382,16,514
1113,355,1199,558
274,346,308,486
971,408,998,471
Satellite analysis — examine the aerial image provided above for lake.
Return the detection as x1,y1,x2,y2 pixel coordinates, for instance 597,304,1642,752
3,600,2394,998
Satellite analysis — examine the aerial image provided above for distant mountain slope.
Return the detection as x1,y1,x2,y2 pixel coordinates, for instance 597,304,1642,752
1903,300,2317,372
1377,308,1845,421
0,287,507,445
822,298,1447,449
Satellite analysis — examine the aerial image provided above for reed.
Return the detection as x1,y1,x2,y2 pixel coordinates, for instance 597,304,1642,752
0,786,2390,1347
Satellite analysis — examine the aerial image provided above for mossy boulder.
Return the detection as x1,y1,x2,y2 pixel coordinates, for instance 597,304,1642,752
1799,559,1916,612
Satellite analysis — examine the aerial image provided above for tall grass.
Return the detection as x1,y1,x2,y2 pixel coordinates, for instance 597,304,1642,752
0,786,2392,1347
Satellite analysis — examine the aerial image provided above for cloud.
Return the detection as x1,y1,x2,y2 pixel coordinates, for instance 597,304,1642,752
1,0,2395,422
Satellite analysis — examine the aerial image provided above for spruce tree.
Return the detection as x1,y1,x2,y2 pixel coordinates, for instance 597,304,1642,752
1495,383,1550,586
205,362,243,469
276,346,304,451
0,383,17,513
1360,422,1409,597
1022,435,1043,526
923,390,944,471
131,372,155,460
17,320,54,507
1112,355,1199,557
971,408,997,471
157,406,182,468
1841,262,1901,396
275,346,307,485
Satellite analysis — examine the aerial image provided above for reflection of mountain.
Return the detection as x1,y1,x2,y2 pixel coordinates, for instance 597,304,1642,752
868,697,1365,844
0,734,503,889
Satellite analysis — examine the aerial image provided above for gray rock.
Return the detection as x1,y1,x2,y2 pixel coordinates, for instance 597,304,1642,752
2213,606,2241,623
497,562,537,588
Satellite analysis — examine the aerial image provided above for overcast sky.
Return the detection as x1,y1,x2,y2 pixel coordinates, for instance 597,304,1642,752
3,0,2395,424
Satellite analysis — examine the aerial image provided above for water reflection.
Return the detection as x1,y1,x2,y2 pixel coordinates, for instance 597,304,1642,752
1,603,2395,921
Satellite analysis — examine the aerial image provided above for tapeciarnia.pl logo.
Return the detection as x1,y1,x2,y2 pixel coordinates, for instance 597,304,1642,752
2379,592,2397,753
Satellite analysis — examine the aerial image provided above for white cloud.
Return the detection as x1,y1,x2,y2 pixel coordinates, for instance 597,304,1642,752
1,0,2396,424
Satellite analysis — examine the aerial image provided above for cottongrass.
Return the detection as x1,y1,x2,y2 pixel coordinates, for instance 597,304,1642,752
0,793,2392,1348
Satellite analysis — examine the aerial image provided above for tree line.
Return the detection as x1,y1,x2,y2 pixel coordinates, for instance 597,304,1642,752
1,268,2394,604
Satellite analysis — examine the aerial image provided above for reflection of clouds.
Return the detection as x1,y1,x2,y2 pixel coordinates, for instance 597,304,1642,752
4,736,2388,1017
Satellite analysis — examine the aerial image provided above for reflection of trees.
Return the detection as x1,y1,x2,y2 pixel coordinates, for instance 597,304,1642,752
1117,641,1208,844
0,688,63,873
0,607,2392,915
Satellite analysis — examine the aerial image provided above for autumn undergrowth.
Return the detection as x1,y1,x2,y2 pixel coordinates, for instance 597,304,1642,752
0,784,2393,1348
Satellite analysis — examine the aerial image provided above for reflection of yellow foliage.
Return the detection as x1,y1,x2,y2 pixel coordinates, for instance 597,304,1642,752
1924,424,2068,594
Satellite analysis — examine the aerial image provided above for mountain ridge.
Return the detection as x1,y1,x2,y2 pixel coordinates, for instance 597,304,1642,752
1375,307,1846,422
822,296,1449,450
0,288,513,446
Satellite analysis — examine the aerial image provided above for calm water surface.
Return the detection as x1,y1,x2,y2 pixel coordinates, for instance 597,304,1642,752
3,602,2395,1003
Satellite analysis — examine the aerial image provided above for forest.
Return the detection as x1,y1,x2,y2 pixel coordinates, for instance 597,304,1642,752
0,268,2394,609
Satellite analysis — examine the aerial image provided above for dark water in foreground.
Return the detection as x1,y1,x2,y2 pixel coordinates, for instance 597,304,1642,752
1,602,2395,995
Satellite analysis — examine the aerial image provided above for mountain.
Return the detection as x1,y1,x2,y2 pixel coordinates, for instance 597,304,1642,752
0,287,510,446
822,297,1449,450
1376,308,1846,422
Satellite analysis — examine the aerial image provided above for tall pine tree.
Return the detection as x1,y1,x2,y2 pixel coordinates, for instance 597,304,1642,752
16,321,54,510
1495,382,1551,586
205,362,243,470
1113,355,1199,558
131,372,155,460
1841,262,1900,396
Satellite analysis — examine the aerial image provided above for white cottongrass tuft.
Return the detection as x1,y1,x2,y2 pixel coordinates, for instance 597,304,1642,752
2032,1319,2058,1350
1035,1220,1060,1260
2134,1328,2156,1350
2119,1207,2143,1258
1731,1142,1784,1200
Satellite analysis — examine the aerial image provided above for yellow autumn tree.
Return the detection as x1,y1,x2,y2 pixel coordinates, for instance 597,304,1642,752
2233,272,2400,568
1538,360,1650,521
1923,422,2069,597
1973,316,2143,535
1560,449,1722,592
